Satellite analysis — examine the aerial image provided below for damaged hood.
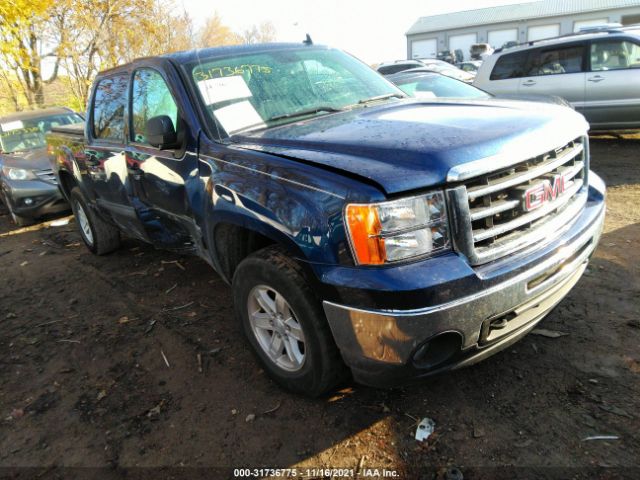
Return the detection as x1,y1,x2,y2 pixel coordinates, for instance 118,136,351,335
231,99,588,195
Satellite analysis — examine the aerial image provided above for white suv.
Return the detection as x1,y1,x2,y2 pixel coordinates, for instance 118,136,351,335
474,26,640,130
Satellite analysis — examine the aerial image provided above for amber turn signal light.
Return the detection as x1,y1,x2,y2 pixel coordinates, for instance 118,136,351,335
345,204,386,265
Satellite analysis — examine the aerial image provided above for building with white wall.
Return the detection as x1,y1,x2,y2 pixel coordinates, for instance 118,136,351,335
406,0,640,60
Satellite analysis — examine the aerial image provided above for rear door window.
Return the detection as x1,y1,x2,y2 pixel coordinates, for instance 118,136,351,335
590,39,640,71
490,51,530,80
525,45,586,76
92,75,128,142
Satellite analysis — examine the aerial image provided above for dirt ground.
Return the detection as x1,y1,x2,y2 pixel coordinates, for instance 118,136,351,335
0,135,639,480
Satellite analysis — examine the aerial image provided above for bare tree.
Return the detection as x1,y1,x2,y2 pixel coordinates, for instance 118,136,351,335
237,21,277,45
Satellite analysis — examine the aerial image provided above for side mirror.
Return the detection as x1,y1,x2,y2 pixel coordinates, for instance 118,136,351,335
146,115,178,150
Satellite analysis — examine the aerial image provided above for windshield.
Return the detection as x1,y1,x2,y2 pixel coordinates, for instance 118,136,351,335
393,74,490,100
186,47,404,136
0,112,83,153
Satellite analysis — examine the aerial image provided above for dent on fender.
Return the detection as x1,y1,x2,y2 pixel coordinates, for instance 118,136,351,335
198,151,352,264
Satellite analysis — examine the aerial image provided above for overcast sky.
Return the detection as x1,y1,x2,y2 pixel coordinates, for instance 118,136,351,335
181,0,534,63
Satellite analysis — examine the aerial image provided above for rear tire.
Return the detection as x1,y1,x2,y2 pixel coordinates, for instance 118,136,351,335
233,245,347,397
70,187,120,255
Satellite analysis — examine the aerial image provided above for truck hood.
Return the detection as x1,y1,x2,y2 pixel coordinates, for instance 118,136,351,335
231,99,588,195
0,147,50,170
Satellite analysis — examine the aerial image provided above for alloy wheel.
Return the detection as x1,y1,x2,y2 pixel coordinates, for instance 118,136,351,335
247,285,306,372
75,201,94,245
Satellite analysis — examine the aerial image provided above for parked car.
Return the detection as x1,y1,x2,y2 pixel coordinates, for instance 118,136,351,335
404,62,477,83
474,25,640,130
0,107,83,226
376,60,425,75
456,60,483,73
417,58,459,69
377,59,475,83
389,69,574,108
48,42,605,396
387,70,490,99
436,50,455,64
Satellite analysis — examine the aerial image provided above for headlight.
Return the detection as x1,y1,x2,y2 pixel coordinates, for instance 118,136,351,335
3,167,36,181
345,191,450,265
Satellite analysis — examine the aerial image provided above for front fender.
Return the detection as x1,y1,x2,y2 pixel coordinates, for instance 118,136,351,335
197,146,383,267
50,139,91,202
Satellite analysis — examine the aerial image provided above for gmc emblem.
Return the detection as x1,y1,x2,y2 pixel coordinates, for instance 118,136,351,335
523,173,573,212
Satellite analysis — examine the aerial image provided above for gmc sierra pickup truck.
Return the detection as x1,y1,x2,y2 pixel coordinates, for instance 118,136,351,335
48,42,606,396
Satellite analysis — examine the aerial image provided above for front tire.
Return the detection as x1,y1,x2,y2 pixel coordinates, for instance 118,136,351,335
69,187,120,255
233,245,346,396
10,210,35,227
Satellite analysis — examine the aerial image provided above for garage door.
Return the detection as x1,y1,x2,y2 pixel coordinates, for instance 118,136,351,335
488,28,518,49
448,33,477,61
574,18,608,32
411,39,437,59
528,24,560,41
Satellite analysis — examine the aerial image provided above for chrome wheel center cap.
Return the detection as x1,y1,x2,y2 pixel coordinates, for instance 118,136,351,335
274,314,286,334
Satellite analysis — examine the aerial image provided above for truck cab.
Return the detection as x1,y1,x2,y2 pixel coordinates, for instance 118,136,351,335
49,42,606,396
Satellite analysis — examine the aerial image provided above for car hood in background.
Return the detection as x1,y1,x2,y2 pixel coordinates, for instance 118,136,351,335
231,99,588,195
494,93,574,109
0,147,50,170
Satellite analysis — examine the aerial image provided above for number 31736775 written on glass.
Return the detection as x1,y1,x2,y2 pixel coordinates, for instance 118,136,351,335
194,65,272,81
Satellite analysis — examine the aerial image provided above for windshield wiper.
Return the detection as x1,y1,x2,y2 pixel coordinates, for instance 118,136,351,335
267,106,344,122
357,93,405,105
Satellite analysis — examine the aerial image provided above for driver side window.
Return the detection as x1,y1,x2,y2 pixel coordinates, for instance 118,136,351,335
131,69,179,145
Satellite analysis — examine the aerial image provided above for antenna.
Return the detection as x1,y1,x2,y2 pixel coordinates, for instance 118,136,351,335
303,34,313,45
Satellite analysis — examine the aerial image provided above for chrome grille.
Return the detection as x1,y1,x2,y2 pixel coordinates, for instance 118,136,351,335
36,168,57,185
449,137,588,265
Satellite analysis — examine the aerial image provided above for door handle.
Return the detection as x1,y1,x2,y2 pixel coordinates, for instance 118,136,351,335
588,75,605,83
522,80,536,86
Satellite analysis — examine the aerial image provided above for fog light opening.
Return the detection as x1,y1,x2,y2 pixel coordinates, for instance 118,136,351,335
24,198,33,205
412,332,462,369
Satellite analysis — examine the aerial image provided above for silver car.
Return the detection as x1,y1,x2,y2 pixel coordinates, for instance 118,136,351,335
474,26,640,130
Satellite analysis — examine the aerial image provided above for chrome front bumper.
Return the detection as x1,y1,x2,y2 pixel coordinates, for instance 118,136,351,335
323,178,606,386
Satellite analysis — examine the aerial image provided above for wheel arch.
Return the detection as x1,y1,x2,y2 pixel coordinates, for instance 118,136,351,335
57,169,78,201
210,216,313,285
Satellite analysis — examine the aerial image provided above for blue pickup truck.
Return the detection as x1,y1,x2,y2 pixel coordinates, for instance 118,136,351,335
47,42,606,396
